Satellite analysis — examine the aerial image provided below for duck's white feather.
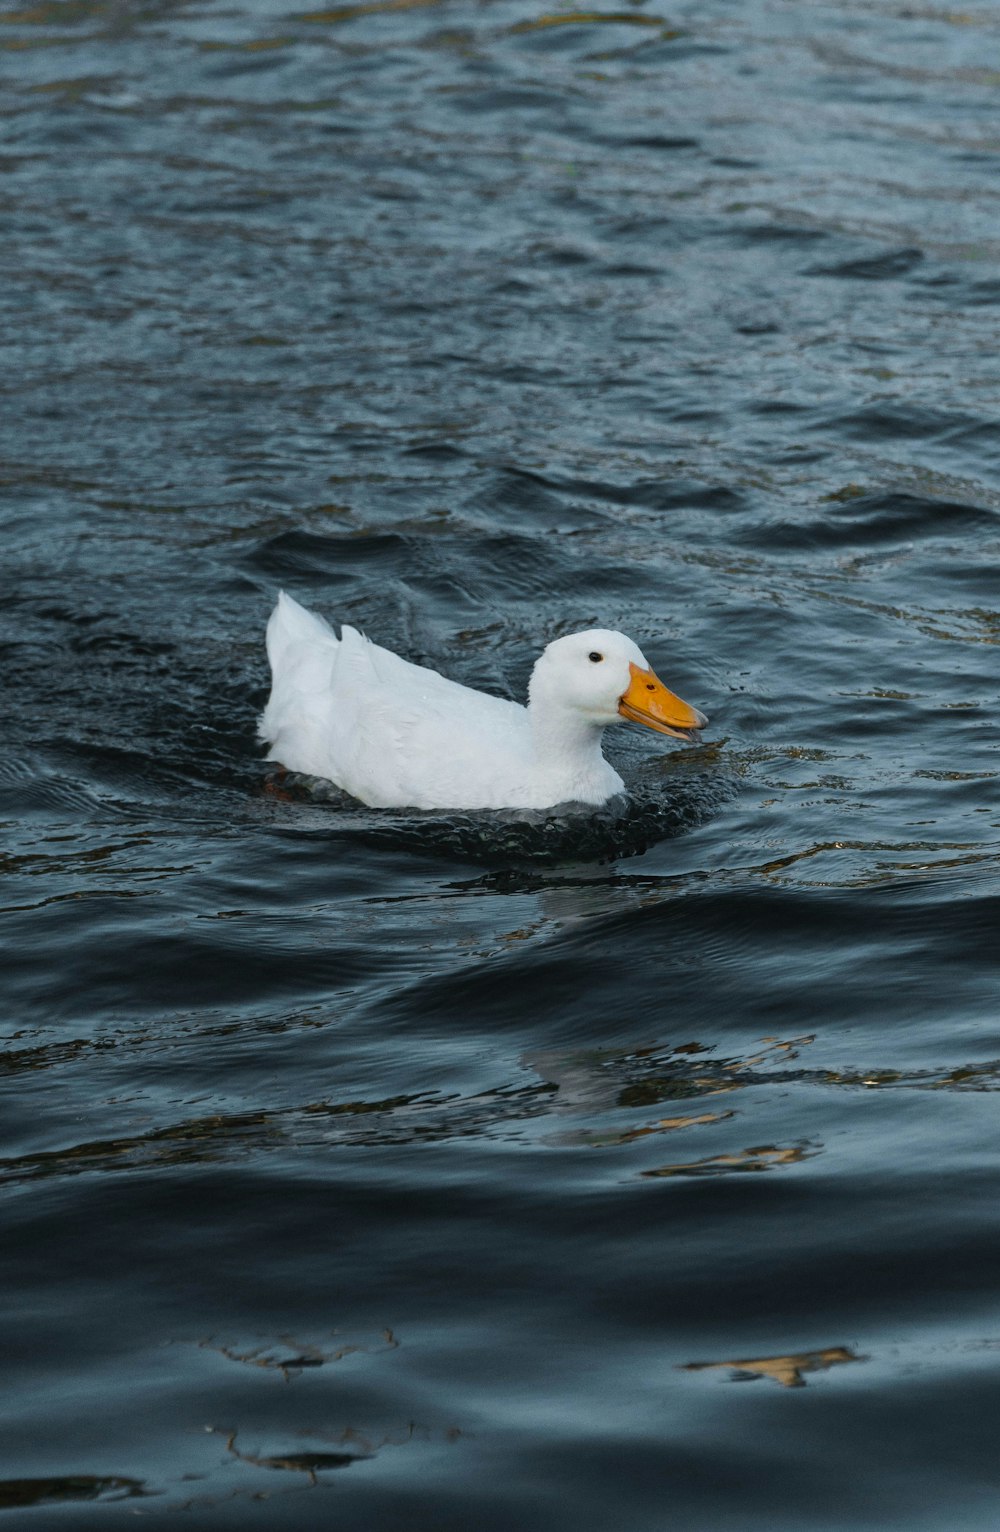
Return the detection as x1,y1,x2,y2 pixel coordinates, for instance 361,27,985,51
259,592,704,811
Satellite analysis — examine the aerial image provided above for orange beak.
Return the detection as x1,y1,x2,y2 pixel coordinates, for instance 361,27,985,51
618,662,708,742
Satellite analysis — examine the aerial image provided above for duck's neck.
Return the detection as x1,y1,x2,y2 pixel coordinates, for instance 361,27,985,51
527,705,621,800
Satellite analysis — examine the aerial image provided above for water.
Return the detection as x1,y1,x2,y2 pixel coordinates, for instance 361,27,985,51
2,0,999,1524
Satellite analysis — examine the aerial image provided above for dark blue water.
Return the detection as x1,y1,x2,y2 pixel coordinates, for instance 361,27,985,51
2,0,999,1524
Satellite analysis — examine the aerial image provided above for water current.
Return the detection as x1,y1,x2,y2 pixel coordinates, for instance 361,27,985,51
2,0,999,1524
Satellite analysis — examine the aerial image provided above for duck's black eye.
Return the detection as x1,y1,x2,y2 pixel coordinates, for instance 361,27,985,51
588,651,603,663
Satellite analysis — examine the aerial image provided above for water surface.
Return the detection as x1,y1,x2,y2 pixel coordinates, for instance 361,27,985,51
2,0,1000,1525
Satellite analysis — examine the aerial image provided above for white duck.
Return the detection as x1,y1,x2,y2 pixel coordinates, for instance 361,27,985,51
260,591,708,811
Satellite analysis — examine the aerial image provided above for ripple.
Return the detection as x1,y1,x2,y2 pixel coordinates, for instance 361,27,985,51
754,488,996,550
803,246,925,280
272,761,732,865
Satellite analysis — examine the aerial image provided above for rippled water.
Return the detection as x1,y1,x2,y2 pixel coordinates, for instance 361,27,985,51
3,0,1000,1524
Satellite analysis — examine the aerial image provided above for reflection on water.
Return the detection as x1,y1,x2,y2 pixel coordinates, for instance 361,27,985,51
198,1329,399,1381
559,1109,733,1149
7,1031,1000,1186
0,1475,147,1510
214,1429,371,1481
641,1141,818,1178
682,1347,865,1390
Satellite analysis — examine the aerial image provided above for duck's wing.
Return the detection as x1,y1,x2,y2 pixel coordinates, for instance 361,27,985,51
260,593,528,807
336,626,532,807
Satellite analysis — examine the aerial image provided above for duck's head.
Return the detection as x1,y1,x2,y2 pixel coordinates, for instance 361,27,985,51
528,629,708,742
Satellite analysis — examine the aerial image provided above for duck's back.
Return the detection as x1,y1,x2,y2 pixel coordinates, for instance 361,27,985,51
259,593,530,808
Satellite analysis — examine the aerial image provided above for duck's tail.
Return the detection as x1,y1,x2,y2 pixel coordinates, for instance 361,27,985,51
265,590,338,675
259,592,342,759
